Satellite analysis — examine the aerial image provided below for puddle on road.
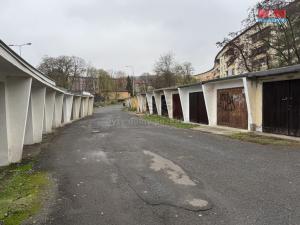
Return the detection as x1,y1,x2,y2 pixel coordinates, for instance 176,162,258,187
143,150,196,186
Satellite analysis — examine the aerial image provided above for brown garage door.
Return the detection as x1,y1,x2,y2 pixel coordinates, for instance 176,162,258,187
172,94,183,120
263,79,300,137
146,100,149,113
189,92,208,124
217,87,248,129
152,96,157,115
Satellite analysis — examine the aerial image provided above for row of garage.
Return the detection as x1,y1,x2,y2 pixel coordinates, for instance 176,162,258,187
136,64,300,137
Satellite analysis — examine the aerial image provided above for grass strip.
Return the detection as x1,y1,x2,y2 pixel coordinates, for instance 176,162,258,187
0,160,50,225
142,114,198,129
229,132,300,146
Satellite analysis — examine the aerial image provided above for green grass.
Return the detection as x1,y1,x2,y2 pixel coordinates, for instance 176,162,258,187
229,132,300,146
0,160,50,225
142,114,198,129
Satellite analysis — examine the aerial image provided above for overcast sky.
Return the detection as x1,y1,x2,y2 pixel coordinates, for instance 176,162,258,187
0,0,258,75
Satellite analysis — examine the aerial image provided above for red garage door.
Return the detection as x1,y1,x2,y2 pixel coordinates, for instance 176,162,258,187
172,94,183,120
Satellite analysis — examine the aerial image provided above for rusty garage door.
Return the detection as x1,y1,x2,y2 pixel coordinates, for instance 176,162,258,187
263,79,300,137
189,92,208,124
152,96,157,114
161,95,169,117
217,87,248,129
172,94,183,120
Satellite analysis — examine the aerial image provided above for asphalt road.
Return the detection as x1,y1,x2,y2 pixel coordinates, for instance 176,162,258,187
36,105,300,225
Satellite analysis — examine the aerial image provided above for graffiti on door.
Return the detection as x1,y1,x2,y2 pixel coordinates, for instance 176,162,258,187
219,93,236,111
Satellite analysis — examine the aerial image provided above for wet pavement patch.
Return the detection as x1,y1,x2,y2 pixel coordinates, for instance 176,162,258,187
111,150,211,211
143,150,196,186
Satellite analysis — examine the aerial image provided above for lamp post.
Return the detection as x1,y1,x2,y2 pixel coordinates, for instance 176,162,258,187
8,42,32,56
125,65,135,96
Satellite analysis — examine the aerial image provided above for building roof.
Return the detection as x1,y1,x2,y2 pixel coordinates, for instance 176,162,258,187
155,64,300,91
154,86,179,91
0,39,55,84
202,64,300,84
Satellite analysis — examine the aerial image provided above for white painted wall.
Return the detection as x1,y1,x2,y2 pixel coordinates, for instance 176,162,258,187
80,97,89,118
243,78,263,131
163,90,178,119
178,85,202,122
72,96,81,120
141,95,147,113
88,97,94,116
146,93,153,114
203,79,244,127
0,42,95,167
0,82,9,166
63,95,74,124
5,77,32,163
153,91,163,116
43,90,56,134
137,95,147,113
24,86,46,145
53,93,64,128
137,95,142,113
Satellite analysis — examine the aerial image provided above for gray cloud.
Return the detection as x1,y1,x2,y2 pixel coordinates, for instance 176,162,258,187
0,0,257,75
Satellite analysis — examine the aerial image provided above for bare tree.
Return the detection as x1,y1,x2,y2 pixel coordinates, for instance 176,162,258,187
69,56,87,88
154,53,176,88
152,53,197,88
174,62,196,84
38,55,86,89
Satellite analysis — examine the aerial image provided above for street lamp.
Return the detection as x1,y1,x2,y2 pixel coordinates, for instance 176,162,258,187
8,42,32,56
125,65,135,96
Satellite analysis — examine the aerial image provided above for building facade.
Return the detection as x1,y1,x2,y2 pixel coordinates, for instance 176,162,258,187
195,0,300,82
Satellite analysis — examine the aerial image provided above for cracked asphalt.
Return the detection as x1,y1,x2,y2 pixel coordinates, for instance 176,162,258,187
35,105,300,225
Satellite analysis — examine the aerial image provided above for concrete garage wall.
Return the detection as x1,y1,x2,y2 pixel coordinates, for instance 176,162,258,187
43,90,56,134
0,82,9,166
153,91,163,116
163,90,178,119
0,40,94,166
137,95,147,113
80,97,89,118
5,77,32,163
72,96,81,120
137,95,142,113
63,95,74,124
146,93,153,114
88,97,94,116
203,79,244,127
243,78,263,131
24,87,46,145
53,93,64,128
178,85,202,122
